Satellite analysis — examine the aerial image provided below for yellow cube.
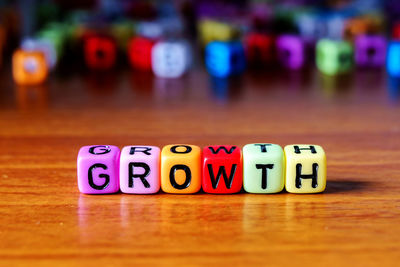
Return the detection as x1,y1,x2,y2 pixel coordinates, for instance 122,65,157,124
161,144,201,194
284,144,326,193
198,19,237,46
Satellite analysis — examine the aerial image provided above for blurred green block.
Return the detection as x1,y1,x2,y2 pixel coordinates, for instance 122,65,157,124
243,144,285,194
316,39,353,76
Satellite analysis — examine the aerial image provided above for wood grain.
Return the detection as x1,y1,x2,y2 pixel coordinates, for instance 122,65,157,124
0,68,400,266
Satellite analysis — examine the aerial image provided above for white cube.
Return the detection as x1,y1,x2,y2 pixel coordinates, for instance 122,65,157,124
151,41,191,78
21,38,58,70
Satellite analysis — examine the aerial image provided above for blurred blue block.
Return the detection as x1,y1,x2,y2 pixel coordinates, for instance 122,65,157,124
205,41,245,78
387,41,400,77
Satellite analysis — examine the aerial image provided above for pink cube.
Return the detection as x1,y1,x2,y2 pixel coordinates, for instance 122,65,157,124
77,145,120,194
120,146,160,194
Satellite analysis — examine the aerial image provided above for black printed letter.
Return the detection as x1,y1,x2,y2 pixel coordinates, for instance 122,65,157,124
88,163,109,190
129,162,151,188
255,164,274,189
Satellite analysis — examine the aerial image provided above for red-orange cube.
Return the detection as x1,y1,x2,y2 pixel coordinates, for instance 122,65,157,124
84,35,117,70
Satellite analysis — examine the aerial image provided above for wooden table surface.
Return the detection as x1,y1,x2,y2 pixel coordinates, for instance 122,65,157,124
0,67,400,266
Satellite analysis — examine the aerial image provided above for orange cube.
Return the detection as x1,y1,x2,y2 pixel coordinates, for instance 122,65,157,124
12,49,48,85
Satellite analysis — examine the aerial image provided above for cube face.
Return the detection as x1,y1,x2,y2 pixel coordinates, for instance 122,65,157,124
12,50,48,85
387,42,400,77
161,145,201,194
316,39,353,76
77,145,120,194
276,35,305,70
392,23,400,39
284,145,326,193
245,33,275,66
128,37,155,71
243,144,285,194
151,42,190,78
205,41,245,78
84,36,117,70
202,145,242,194
198,20,236,46
120,146,160,194
355,35,386,67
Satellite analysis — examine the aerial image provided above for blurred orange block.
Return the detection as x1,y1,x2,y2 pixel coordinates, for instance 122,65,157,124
12,49,48,85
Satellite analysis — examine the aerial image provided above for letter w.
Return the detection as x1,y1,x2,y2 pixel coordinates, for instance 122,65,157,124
207,164,237,189
208,146,237,154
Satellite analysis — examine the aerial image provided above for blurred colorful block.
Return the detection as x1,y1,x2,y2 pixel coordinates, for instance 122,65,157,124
387,41,400,77
316,39,353,76
198,19,239,46
12,49,48,85
276,34,305,70
128,36,155,71
84,35,117,70
151,41,191,78
355,35,386,68
205,41,245,78
245,33,275,66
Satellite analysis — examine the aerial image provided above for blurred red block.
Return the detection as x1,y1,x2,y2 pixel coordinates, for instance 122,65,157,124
127,37,155,71
393,23,400,40
84,35,116,70
245,33,275,66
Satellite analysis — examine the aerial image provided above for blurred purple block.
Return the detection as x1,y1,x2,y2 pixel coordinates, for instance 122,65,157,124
276,35,305,70
355,35,386,68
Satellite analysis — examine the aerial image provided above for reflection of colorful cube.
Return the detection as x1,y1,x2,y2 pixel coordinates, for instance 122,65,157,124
316,39,353,76
387,41,400,77
128,37,155,71
205,41,245,78
276,35,305,70
12,49,48,85
355,35,386,68
84,35,117,70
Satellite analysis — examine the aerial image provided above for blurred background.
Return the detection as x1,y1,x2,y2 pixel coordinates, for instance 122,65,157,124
1,0,400,110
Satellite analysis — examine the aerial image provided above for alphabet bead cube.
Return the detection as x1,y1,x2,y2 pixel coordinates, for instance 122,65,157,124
243,144,285,194
77,145,120,194
151,41,191,78
245,33,275,66
355,35,386,68
128,37,155,71
161,145,201,194
202,145,242,194
316,39,353,75
387,41,400,77
276,35,305,70
12,49,49,85
84,35,117,70
205,41,245,78
198,19,237,46
120,146,160,194
284,145,326,194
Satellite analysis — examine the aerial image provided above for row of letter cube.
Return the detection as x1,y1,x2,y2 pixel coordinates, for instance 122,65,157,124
77,144,326,195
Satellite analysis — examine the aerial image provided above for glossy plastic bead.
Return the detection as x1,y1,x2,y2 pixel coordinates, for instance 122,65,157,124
128,37,155,71
284,145,326,194
77,145,120,194
84,35,117,70
316,39,353,75
151,41,191,78
205,41,245,78
161,145,201,194
243,144,285,194
120,146,160,194
276,35,305,70
355,35,386,68
245,33,275,66
202,145,242,194
386,41,400,77
12,49,48,85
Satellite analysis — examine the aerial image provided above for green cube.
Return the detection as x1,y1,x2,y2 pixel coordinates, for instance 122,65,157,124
243,144,285,194
316,39,353,75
